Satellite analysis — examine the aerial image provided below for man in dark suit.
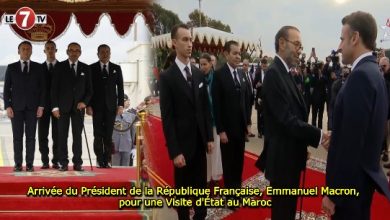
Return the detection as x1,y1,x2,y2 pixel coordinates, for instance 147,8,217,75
253,58,268,138
242,59,255,139
38,40,59,169
51,42,93,172
87,44,124,168
310,63,327,128
260,26,328,220
3,41,45,172
159,24,213,220
212,40,248,199
322,11,390,219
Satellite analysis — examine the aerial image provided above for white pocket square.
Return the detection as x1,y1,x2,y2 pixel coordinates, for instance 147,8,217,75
80,72,85,76
113,70,117,73
199,82,203,88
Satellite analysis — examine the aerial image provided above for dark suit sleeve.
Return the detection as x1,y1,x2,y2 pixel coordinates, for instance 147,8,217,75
201,76,213,142
211,71,225,134
159,72,180,159
83,65,93,105
116,65,125,107
3,64,12,109
264,68,321,147
37,64,46,108
51,64,60,109
326,70,375,205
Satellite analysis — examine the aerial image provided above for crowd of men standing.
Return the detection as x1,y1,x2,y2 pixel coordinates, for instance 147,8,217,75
3,40,127,172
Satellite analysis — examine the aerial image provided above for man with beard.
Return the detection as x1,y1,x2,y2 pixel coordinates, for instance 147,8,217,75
261,26,328,220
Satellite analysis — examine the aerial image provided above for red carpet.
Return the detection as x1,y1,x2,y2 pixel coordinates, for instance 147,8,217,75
142,103,390,219
0,166,147,219
224,159,390,220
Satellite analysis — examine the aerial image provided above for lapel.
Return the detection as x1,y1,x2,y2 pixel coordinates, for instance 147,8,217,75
172,63,194,104
275,57,307,115
191,65,200,104
223,63,236,89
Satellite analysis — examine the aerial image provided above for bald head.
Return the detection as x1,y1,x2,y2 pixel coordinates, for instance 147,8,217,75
379,56,390,74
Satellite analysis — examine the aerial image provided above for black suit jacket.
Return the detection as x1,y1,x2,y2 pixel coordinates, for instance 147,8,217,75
212,63,247,140
326,55,390,205
51,60,93,113
260,56,321,182
310,72,327,104
159,62,213,161
41,61,58,110
88,62,124,112
3,61,45,111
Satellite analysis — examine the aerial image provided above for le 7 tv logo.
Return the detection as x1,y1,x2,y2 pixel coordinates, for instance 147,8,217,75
3,7,47,30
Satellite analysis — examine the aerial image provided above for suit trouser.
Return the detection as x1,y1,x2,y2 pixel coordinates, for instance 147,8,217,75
38,109,59,165
111,151,131,166
11,109,37,165
270,168,301,220
92,108,116,164
311,101,325,128
174,133,207,220
58,110,84,166
257,107,264,135
220,135,245,190
332,173,375,220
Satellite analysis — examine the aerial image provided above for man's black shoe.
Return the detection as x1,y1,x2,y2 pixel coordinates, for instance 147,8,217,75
41,163,49,169
96,162,105,168
59,165,68,171
52,163,60,169
26,164,34,172
105,162,112,168
73,165,84,172
14,164,22,172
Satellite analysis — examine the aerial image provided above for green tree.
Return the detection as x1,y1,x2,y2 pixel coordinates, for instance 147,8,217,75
187,9,231,32
188,9,208,27
153,3,183,35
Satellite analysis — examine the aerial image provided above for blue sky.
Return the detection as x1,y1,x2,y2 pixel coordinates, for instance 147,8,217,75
0,13,151,65
157,0,390,60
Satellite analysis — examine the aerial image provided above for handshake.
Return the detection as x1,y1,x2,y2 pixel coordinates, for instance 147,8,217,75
320,131,331,150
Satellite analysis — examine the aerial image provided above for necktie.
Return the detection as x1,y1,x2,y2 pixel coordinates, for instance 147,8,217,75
184,66,192,88
23,61,28,74
246,72,253,90
233,70,240,89
102,64,108,79
49,62,54,72
71,63,76,76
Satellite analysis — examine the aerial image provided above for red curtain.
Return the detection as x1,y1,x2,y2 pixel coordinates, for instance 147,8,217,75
3,11,153,42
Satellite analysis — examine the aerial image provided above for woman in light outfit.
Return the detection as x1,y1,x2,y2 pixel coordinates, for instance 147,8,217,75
199,53,223,187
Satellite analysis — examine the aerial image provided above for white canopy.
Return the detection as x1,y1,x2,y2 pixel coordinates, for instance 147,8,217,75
152,26,258,53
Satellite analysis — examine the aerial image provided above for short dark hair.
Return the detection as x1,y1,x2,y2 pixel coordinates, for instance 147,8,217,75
342,11,377,50
171,24,189,40
200,53,211,62
223,40,239,53
274,26,299,52
97,44,110,53
18,41,32,49
68,42,81,49
45,40,56,48
261,58,268,64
